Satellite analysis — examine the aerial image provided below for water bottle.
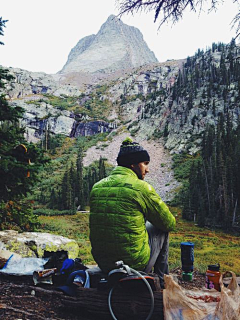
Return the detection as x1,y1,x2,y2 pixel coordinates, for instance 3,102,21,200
181,242,194,272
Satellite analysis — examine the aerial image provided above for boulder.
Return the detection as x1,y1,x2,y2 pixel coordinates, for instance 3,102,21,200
0,230,79,259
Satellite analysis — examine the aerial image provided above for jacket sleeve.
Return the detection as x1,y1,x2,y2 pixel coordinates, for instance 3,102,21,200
141,182,176,232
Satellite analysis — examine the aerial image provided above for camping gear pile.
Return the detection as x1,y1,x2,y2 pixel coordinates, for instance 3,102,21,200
0,249,90,294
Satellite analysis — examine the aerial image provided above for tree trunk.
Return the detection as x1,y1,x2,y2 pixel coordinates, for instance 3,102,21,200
61,287,164,320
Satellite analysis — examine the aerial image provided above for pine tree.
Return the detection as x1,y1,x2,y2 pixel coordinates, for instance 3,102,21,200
99,156,106,180
61,163,76,213
76,147,85,210
69,162,76,214
49,188,57,209
60,167,68,210
0,17,7,46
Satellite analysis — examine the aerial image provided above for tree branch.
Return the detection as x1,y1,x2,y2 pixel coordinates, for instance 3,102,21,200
116,0,239,31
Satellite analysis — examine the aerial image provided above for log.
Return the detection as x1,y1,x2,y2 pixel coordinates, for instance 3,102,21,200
61,286,164,320
0,275,164,320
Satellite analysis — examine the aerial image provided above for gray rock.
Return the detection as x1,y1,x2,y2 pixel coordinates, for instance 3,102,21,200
9,97,117,142
4,67,82,99
10,100,75,142
71,120,117,137
0,230,79,259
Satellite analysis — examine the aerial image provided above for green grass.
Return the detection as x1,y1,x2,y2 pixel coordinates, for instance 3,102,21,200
37,208,240,275
43,94,79,111
37,213,94,264
169,207,240,274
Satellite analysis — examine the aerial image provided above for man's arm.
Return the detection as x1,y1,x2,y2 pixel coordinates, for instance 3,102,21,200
141,182,176,232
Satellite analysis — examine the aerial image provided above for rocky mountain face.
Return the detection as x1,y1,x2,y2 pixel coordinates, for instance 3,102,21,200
4,60,177,143
3,67,82,99
10,98,116,143
3,38,239,155
59,15,158,74
109,42,240,154
2,67,118,142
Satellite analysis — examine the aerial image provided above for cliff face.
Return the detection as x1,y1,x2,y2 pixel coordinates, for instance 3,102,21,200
59,15,158,74
10,98,115,143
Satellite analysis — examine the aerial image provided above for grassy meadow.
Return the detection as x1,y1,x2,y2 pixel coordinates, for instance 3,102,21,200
169,208,240,274
37,208,240,275
37,213,93,264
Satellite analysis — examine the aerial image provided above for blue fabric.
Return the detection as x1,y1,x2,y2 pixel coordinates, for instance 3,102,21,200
67,270,90,288
2,254,14,270
60,258,74,274
57,270,90,296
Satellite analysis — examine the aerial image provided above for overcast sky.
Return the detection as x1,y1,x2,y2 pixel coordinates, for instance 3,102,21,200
1,0,239,74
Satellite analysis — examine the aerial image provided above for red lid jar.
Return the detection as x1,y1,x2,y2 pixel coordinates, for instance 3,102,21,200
205,264,221,292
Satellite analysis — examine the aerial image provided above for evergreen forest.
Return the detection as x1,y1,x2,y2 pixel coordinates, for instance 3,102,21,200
165,40,240,230
180,119,240,229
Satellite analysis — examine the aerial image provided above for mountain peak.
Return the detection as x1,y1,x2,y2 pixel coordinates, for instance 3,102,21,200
106,14,117,21
59,16,158,74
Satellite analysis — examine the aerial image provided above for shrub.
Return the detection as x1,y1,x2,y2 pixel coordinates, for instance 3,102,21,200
0,200,39,231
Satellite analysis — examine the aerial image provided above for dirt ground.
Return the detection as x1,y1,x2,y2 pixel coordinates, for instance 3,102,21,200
171,267,206,290
0,269,206,320
0,274,92,320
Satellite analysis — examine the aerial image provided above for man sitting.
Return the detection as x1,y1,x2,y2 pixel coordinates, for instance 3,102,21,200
89,138,176,287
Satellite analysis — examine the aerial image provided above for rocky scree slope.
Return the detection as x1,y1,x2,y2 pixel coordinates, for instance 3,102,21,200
83,132,180,202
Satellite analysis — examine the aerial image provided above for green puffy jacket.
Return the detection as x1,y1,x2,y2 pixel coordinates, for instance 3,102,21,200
89,166,176,273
